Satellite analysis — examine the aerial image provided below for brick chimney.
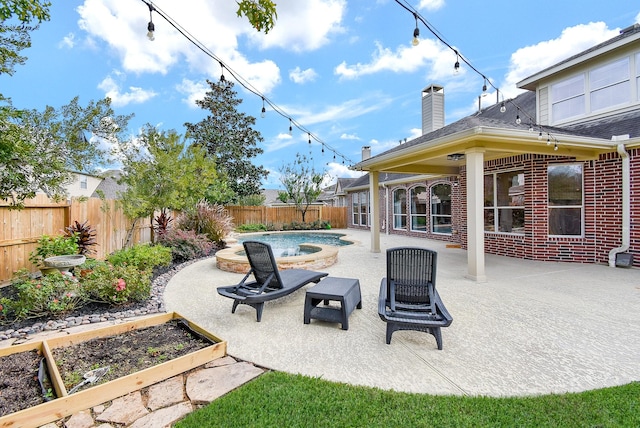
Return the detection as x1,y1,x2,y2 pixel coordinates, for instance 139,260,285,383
422,84,444,134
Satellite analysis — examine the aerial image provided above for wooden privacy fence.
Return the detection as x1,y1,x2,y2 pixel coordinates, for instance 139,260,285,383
225,205,347,229
0,197,348,283
0,195,151,283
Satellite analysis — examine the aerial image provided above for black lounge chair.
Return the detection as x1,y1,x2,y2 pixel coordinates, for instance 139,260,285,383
378,247,453,350
217,241,328,322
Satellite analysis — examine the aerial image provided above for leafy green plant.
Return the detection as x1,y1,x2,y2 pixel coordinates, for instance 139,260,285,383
235,223,268,233
29,235,79,267
80,263,152,305
6,270,84,320
176,200,234,244
156,229,214,263
106,244,172,272
65,220,98,256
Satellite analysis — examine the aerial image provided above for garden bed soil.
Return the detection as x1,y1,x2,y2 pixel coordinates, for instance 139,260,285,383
0,318,214,418
0,350,47,416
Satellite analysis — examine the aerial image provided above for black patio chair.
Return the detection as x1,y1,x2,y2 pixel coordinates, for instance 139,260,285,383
217,241,328,322
378,247,453,350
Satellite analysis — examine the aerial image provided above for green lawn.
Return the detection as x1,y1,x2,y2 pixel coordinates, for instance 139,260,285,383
176,371,639,427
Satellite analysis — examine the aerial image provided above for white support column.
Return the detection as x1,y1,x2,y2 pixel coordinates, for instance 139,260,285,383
465,149,487,282
369,171,381,253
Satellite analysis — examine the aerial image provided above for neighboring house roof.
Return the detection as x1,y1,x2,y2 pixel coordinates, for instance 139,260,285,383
262,189,283,206
91,169,126,199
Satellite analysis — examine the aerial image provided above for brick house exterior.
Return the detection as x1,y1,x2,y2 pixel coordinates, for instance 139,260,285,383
346,24,640,275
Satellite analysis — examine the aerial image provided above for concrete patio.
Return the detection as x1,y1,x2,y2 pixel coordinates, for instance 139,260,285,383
164,229,640,397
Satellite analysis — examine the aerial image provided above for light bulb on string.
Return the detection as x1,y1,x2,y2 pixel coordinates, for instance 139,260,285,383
288,119,293,136
528,119,534,132
454,52,460,74
500,101,506,113
515,108,521,125
260,98,266,118
308,133,311,145
546,134,551,145
219,62,225,82
481,77,487,96
538,128,543,140
412,13,419,46
146,2,155,41
554,141,559,151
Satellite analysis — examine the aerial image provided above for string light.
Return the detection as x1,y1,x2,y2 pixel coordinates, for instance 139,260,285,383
395,0,558,150
139,0,353,165
219,62,225,82
261,97,266,118
412,13,420,46
146,2,155,41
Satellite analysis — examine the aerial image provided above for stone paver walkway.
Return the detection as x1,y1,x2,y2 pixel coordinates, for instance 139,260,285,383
39,356,264,428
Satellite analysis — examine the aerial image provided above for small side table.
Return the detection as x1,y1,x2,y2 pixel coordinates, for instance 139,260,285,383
304,277,362,330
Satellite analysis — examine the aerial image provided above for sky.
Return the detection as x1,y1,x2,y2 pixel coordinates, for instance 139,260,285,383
2,0,639,189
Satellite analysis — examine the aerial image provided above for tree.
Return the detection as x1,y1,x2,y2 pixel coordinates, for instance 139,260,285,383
236,0,277,34
0,0,51,76
278,153,326,222
115,125,223,243
0,97,131,208
185,79,268,203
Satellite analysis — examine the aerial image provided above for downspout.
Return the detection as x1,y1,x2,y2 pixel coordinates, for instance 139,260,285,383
381,183,389,235
608,143,630,267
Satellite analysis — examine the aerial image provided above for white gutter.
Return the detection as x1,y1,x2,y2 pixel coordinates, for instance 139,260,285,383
608,142,631,267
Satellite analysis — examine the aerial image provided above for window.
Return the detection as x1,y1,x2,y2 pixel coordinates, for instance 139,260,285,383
552,74,585,122
410,186,427,232
548,164,583,236
430,183,452,234
636,52,640,101
80,176,88,190
590,57,629,112
484,171,525,234
392,189,407,229
352,191,368,226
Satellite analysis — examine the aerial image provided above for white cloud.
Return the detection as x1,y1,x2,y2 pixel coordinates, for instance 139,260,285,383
58,33,75,49
325,162,365,181
248,0,347,52
636,12,640,23
97,75,157,107
77,0,281,94
264,132,298,152
294,94,393,126
289,67,319,84
501,22,620,98
175,78,209,108
340,133,361,140
334,39,453,80
417,0,445,11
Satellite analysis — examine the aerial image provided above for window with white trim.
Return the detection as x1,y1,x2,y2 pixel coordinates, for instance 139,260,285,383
351,191,368,226
552,74,585,122
80,176,88,189
430,183,452,234
484,171,525,234
590,57,629,112
636,52,640,101
409,186,427,232
392,188,406,229
548,164,583,236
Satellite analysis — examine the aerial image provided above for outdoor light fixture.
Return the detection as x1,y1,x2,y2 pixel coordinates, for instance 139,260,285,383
412,13,420,46
481,77,487,96
447,153,465,161
261,98,266,118
454,52,460,74
500,101,506,113
515,108,521,125
219,62,226,82
289,118,293,136
146,2,155,41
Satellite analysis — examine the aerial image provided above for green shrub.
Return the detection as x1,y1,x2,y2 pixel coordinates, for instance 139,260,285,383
157,229,214,263
7,270,85,320
176,201,234,244
80,263,152,305
106,244,172,272
29,235,79,267
235,223,268,233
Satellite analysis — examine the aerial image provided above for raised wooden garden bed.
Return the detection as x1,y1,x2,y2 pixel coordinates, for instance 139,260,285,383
0,312,226,428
